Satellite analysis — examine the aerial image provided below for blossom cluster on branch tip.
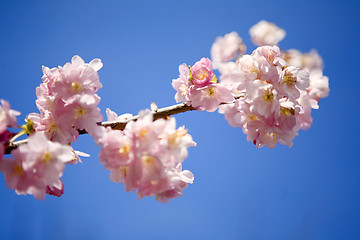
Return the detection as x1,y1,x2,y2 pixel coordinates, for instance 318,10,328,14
173,20,329,148
1,132,73,200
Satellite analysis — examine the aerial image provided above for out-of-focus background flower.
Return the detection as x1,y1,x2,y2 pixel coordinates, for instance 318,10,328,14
0,0,359,239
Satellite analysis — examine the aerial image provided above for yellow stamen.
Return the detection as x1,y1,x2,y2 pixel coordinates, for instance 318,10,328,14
283,73,297,86
281,107,295,116
42,151,52,163
195,70,208,80
119,145,131,156
264,93,274,101
139,128,148,138
71,82,82,93
207,87,216,97
141,155,156,166
75,107,87,119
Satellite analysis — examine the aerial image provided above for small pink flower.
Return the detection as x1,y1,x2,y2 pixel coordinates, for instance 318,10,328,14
55,57,102,103
98,127,133,169
279,66,310,99
172,64,192,104
60,93,103,135
0,99,20,133
307,69,330,101
191,58,214,87
282,49,324,72
252,45,284,66
297,92,315,130
249,20,286,46
247,80,279,118
190,83,234,112
211,31,246,69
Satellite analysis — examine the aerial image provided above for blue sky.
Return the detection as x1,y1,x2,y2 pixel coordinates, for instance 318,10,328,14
0,0,360,239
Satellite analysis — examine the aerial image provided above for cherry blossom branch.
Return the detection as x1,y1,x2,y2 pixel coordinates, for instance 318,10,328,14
100,102,197,131
5,94,245,155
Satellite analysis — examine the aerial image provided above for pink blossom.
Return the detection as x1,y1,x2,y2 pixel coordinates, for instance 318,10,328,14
307,69,330,101
190,83,234,112
252,45,284,66
247,80,279,118
211,31,246,69
279,66,310,99
219,62,247,93
155,163,194,203
238,55,260,82
27,110,79,144
172,64,192,104
253,125,297,148
249,20,286,46
55,61,102,103
0,157,45,199
58,93,103,136
277,98,300,130
297,92,315,130
190,58,214,87
98,127,133,169
282,49,323,71
0,99,20,133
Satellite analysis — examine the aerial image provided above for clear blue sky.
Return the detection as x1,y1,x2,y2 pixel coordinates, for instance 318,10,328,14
0,0,359,239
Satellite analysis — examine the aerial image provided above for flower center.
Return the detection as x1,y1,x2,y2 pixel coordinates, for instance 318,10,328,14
207,87,216,97
264,92,274,101
119,145,131,156
195,70,208,81
42,151,52,163
75,107,87,119
280,107,295,116
71,82,82,93
283,74,297,86
179,84,188,96
141,155,156,167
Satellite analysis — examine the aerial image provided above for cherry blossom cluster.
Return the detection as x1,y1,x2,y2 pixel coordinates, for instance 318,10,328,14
173,20,329,148
28,55,104,144
0,56,105,200
96,109,195,202
1,132,73,200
